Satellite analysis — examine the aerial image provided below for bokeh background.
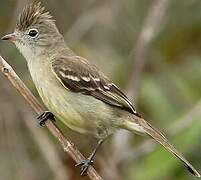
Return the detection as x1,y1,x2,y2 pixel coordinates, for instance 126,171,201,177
0,0,201,180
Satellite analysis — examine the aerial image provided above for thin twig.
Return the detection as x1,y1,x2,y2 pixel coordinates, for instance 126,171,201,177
0,55,102,180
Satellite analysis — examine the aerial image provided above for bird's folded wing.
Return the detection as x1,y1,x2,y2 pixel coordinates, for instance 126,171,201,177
51,55,139,115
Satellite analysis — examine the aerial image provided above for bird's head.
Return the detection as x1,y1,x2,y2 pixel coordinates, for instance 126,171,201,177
1,2,64,60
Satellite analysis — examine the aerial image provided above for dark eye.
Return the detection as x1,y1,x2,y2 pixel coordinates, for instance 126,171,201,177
28,29,39,38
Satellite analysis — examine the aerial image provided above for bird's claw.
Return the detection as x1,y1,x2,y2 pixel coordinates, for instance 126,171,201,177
75,158,94,176
37,111,56,126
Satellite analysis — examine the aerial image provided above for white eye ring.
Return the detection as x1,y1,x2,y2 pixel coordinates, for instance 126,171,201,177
27,28,39,38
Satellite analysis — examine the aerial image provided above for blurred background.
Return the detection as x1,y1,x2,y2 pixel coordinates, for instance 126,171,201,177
0,0,201,179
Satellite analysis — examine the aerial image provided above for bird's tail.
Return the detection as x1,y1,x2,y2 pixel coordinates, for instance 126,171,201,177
123,116,201,177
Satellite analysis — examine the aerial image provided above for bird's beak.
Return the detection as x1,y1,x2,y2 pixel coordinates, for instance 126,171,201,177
1,33,17,42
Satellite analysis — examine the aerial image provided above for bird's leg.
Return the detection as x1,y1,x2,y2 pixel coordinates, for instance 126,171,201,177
37,111,56,126
76,139,104,176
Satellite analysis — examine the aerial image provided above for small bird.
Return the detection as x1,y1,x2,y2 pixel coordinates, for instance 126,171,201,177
2,2,200,177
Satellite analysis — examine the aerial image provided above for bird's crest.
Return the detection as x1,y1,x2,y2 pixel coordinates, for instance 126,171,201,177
16,2,54,31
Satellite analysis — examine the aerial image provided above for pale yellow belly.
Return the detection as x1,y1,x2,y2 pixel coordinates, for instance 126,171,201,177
35,78,119,138
29,60,122,138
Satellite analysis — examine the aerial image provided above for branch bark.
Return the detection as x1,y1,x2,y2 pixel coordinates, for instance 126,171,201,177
0,55,102,180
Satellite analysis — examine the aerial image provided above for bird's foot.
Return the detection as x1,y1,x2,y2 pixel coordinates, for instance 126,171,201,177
37,111,56,126
75,158,94,176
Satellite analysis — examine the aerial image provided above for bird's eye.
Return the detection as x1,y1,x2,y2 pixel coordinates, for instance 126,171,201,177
28,29,39,38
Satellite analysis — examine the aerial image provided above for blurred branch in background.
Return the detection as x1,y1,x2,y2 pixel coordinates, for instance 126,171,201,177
0,90,69,180
22,110,69,180
112,0,171,171
0,56,102,180
65,0,118,45
65,3,108,45
0,92,39,180
126,0,171,102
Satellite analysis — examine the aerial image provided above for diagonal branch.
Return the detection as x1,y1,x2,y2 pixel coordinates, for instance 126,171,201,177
0,55,102,180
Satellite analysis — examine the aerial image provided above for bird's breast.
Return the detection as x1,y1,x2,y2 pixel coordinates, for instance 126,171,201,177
28,60,104,136
27,59,121,138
